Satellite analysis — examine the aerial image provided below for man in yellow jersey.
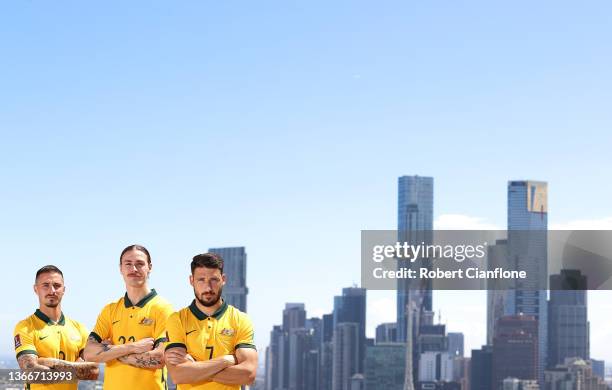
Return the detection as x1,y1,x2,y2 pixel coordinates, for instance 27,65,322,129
165,253,257,390
14,265,100,390
83,244,173,390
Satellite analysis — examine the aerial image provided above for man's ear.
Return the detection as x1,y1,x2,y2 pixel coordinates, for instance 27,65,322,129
189,274,194,287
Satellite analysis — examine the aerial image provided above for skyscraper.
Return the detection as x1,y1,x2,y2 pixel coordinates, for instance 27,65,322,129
321,313,335,390
487,239,508,345
266,325,283,390
470,345,493,390
283,303,306,331
332,323,360,390
364,343,406,390
333,287,366,372
507,180,548,382
397,175,434,343
288,328,316,390
375,322,397,344
447,333,464,357
548,270,589,367
492,315,539,389
209,246,248,312
397,175,434,390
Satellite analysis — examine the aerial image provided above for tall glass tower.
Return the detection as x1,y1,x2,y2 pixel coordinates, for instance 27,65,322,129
397,175,434,343
208,246,248,312
506,180,548,384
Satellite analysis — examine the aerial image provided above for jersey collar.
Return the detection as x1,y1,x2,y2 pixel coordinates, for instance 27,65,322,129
189,299,228,321
34,309,66,326
124,289,158,308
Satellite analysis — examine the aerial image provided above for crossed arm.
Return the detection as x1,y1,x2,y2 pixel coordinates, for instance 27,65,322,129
17,353,100,380
164,347,257,385
82,336,165,369
211,348,258,385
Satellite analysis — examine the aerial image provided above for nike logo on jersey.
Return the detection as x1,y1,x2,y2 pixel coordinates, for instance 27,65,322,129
39,335,49,340
186,330,197,336
112,320,121,325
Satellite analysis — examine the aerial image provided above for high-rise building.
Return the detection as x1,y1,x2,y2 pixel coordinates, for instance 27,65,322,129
548,270,589,368
418,351,454,382
268,304,307,390
397,175,434,343
209,246,248,312
304,349,320,390
364,343,406,390
452,356,470,389
375,322,397,344
283,303,306,331
487,239,508,345
288,328,315,390
501,378,539,390
590,359,605,380
320,341,334,390
447,333,464,357
397,175,434,389
333,287,366,372
493,315,539,389
544,358,608,390
419,323,447,354
507,180,548,382
470,345,493,390
349,374,365,390
320,313,334,390
322,314,334,344
306,317,323,347
332,323,360,390
266,325,283,390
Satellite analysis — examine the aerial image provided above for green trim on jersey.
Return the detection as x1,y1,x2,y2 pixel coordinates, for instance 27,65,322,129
34,309,65,326
123,288,158,308
188,299,228,321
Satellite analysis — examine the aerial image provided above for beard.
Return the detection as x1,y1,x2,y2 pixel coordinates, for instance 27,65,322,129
194,287,223,308
44,297,60,308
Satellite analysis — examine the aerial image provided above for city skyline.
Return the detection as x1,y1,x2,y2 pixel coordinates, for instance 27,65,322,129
2,0,612,377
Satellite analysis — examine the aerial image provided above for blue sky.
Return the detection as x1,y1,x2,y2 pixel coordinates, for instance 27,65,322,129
1,1,612,363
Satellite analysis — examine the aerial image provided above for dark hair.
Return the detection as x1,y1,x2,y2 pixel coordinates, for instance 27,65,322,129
191,253,224,274
120,244,152,265
35,265,64,281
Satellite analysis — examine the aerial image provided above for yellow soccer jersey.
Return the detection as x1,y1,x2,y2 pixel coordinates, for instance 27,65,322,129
165,300,256,390
13,309,89,390
90,289,173,390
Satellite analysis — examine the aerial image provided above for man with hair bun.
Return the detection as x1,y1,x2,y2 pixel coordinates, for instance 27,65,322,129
83,245,173,390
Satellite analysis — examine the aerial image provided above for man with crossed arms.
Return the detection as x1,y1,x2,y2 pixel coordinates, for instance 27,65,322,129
165,253,257,389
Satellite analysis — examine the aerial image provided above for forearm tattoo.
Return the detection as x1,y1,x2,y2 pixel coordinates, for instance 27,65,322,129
118,352,162,368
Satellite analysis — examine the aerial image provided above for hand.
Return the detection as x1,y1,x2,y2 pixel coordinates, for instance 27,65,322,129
221,354,236,366
127,338,154,354
165,349,188,366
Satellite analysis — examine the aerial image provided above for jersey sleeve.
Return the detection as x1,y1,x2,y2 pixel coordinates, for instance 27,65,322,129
89,304,112,343
14,321,37,359
234,313,256,350
153,301,174,348
165,312,187,351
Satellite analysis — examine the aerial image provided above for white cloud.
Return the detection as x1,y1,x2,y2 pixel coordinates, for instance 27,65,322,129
366,292,396,338
434,214,500,230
